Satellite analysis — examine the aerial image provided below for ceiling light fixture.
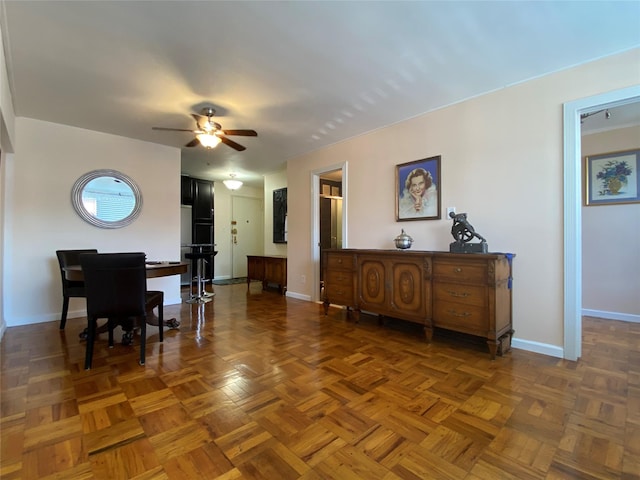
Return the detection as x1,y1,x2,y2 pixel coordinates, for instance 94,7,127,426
196,133,221,149
223,174,243,191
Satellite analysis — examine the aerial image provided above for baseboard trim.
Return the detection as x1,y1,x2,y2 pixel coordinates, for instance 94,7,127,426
582,309,640,323
511,338,564,359
165,296,183,306
286,291,311,301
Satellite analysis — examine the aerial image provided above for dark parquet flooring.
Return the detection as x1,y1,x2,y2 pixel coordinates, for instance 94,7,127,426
1,283,639,479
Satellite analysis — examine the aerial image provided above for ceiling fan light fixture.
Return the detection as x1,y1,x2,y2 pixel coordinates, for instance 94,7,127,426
223,174,243,191
196,133,221,149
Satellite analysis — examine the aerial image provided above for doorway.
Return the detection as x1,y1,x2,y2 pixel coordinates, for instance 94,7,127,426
563,85,640,360
311,162,348,303
319,177,343,294
231,196,264,278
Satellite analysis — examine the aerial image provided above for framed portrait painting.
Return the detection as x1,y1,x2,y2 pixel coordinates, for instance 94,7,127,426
584,149,640,206
396,155,441,221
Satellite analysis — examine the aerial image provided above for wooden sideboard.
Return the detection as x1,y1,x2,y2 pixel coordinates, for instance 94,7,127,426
322,249,514,359
247,255,287,295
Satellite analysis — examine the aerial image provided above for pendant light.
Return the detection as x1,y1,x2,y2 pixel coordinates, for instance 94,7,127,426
223,173,242,191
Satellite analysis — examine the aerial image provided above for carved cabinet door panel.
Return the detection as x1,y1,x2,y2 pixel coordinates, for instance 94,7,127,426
358,257,387,309
390,260,426,319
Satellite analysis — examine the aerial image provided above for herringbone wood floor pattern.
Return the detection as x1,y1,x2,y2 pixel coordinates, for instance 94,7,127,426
1,283,639,479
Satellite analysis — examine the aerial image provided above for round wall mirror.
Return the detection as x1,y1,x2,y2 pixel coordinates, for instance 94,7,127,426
71,169,142,228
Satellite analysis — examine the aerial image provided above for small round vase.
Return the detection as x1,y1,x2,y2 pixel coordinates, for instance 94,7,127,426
608,177,622,195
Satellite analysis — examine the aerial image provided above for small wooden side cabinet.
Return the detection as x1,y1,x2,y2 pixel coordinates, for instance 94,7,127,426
323,249,514,359
247,255,287,295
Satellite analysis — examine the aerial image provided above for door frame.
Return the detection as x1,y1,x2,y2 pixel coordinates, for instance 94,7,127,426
562,84,640,360
311,162,348,303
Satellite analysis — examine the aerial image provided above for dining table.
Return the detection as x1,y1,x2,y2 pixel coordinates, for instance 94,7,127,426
64,261,189,335
63,261,188,281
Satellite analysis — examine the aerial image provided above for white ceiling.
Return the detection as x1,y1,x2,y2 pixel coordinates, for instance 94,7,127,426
2,1,639,187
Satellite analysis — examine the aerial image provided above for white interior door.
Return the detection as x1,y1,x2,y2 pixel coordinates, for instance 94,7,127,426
231,196,263,278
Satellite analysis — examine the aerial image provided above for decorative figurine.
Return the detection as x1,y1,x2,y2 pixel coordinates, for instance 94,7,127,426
449,212,488,253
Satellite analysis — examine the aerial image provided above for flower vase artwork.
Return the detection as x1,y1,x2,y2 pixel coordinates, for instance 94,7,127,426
586,149,640,206
597,159,632,196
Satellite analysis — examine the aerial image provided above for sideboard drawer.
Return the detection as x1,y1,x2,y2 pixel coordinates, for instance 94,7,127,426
433,260,487,284
325,288,355,306
433,282,486,308
325,270,353,287
433,300,486,332
326,253,355,271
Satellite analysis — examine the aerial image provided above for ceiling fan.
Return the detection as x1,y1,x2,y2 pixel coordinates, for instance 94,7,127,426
152,107,257,151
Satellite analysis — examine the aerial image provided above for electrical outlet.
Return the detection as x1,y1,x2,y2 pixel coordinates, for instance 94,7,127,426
446,206,456,217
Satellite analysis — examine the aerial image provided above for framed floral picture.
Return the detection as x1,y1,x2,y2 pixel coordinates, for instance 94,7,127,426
584,149,640,206
396,155,441,221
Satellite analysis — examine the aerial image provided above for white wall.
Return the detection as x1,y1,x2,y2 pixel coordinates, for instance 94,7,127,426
264,170,288,257
286,48,640,353
5,117,181,327
582,125,640,320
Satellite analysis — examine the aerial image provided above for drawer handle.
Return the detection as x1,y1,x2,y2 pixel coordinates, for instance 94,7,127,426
337,259,343,264
447,290,469,298
447,310,471,318
454,267,462,273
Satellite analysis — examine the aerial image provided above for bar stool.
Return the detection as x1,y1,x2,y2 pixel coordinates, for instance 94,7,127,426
185,251,212,304
202,250,218,298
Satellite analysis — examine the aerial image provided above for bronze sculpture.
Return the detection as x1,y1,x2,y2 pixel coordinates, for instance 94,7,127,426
449,212,488,253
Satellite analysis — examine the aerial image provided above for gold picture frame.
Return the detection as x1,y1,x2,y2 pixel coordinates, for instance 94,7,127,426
584,148,640,206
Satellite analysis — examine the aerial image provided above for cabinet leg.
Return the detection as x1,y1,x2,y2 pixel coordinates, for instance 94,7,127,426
352,309,360,323
323,300,330,315
424,325,433,342
377,315,385,326
497,329,514,356
487,340,499,360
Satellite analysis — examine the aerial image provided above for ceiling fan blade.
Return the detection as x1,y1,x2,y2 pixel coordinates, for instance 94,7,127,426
185,138,200,148
220,136,246,151
152,127,195,132
191,114,204,128
223,129,257,137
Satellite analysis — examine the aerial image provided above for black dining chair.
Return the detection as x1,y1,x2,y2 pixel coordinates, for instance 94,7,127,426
80,252,164,370
56,249,98,330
